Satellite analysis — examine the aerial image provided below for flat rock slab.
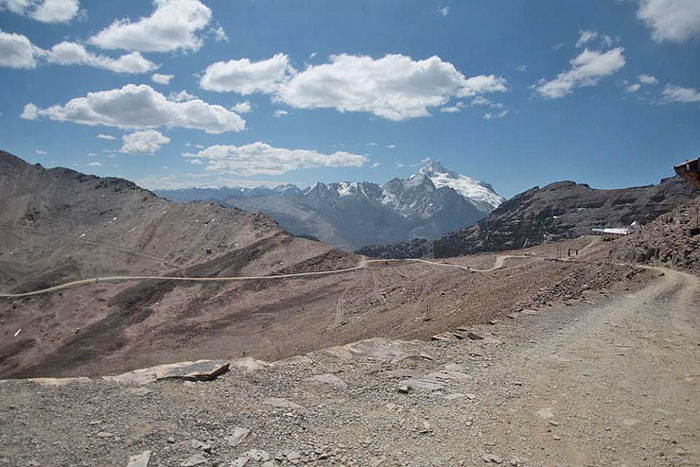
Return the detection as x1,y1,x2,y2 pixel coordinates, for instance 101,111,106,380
325,337,414,362
304,373,347,389
27,377,92,386
104,360,230,385
126,450,151,467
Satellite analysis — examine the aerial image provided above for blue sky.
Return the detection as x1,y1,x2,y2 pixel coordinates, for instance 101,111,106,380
0,0,699,198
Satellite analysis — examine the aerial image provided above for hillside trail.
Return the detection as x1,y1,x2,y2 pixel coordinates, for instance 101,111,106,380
0,254,525,298
473,267,700,465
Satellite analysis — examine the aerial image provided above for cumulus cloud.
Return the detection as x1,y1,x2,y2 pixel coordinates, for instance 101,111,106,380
662,84,700,103
30,83,245,133
638,74,659,85
169,90,196,102
183,142,369,175
535,47,625,99
152,73,173,85
0,32,157,73
275,54,507,121
120,129,170,154
0,30,40,68
20,103,38,119
637,0,700,43
626,83,642,93
46,41,157,73
575,30,613,48
200,53,294,94
210,24,228,42
87,161,102,167
483,109,508,120
97,133,116,140
89,0,212,53
199,53,507,121
0,0,81,23
273,109,288,118
232,101,251,113
189,158,203,164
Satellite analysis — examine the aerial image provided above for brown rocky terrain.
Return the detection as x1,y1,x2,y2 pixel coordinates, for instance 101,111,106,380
0,151,660,382
358,177,698,259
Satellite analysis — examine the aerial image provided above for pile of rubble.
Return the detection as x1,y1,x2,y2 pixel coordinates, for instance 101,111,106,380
618,197,700,274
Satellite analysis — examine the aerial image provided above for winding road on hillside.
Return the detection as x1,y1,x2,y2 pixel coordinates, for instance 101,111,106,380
0,255,530,298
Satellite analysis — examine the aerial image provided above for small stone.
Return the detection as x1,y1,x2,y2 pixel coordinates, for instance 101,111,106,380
96,432,114,438
481,453,503,464
230,457,250,467
398,385,410,393
180,453,206,467
126,450,151,467
245,449,270,462
226,427,251,447
167,436,176,444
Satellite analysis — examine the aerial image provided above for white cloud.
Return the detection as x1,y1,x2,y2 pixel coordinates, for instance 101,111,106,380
637,0,700,43
169,90,196,102
35,149,46,154
535,47,625,99
553,42,566,50
662,84,700,103
626,83,642,93
97,133,116,140
273,109,288,118
189,158,203,164
0,33,157,73
386,144,396,149
483,109,508,120
516,64,528,72
183,142,369,176
89,0,212,53
120,129,170,154
638,74,659,85
439,6,449,16
211,24,228,42
366,142,378,146
87,161,102,167
46,41,157,74
87,152,97,157
575,30,613,49
0,0,81,23
199,53,507,121
152,73,174,85
371,162,381,168
32,84,245,133
275,54,507,121
440,105,461,113
200,53,294,94
0,30,39,68
232,101,251,113
575,30,598,48
20,103,38,119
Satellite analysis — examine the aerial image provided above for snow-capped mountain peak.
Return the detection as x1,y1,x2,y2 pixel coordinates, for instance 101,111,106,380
418,160,504,211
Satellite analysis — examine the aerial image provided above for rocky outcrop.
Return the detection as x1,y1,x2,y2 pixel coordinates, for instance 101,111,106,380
358,177,698,258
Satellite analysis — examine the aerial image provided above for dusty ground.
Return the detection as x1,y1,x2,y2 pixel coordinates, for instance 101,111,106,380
0,259,697,466
0,236,650,379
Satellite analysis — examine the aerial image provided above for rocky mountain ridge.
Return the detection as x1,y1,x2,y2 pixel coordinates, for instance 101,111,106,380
156,160,503,250
358,176,699,258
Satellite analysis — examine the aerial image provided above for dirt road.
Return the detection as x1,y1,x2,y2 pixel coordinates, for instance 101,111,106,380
1,265,697,466
0,255,526,298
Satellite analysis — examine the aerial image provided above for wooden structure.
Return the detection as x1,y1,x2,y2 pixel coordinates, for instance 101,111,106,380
674,157,700,189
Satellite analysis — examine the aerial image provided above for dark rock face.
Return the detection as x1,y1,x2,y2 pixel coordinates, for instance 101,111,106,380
358,177,699,259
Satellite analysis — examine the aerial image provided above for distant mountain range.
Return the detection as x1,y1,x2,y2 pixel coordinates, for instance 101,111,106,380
357,177,699,259
156,161,505,250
